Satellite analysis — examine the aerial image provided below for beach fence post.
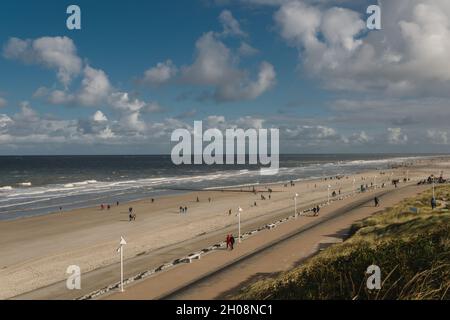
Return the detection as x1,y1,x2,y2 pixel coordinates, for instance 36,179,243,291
294,193,298,219
238,207,243,243
117,236,127,292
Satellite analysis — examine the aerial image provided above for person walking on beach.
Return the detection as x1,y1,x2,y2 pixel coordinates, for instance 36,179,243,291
374,197,380,207
184,206,188,214
226,234,231,250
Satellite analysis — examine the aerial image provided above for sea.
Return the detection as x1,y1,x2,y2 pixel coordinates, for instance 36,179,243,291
0,154,434,220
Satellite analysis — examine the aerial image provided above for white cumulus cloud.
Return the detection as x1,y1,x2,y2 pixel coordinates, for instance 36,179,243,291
387,128,408,145
427,130,448,145
274,0,450,96
142,60,177,86
218,10,247,37
180,32,276,102
92,110,108,122
3,36,82,87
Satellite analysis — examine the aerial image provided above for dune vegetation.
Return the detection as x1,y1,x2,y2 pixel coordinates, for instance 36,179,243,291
235,186,450,300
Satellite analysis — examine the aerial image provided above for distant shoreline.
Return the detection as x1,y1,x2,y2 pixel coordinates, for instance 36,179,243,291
0,154,441,221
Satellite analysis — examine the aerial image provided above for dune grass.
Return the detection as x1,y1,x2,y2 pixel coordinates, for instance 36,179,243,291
235,186,450,300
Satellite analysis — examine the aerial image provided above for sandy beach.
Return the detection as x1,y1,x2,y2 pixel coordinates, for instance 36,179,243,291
1,157,448,299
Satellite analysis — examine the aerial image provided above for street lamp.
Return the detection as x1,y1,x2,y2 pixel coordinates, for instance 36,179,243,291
432,179,435,199
294,193,299,219
237,206,243,243
116,236,127,292
327,185,331,204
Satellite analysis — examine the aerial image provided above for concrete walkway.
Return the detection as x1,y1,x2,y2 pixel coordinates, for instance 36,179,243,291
104,184,427,300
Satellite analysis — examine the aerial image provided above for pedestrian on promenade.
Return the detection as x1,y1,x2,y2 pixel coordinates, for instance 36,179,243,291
230,235,235,250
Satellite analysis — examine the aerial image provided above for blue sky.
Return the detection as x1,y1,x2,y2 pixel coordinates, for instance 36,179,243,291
1,0,450,154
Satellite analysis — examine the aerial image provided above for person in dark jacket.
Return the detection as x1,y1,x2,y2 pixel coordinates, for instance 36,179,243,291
230,235,235,250
431,197,437,210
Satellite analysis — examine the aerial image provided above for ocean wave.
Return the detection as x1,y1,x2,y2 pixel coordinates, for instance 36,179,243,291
64,180,98,188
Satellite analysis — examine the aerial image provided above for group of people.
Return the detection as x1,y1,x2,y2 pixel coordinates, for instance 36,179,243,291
417,175,447,185
99,201,136,221
100,201,120,211
312,205,320,216
260,194,271,200
179,206,188,214
226,234,236,250
283,180,296,188
100,204,111,210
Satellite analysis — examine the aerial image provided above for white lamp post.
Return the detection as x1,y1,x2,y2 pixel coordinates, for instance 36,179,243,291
327,185,331,204
238,207,243,243
116,236,127,292
294,193,299,219
432,179,435,199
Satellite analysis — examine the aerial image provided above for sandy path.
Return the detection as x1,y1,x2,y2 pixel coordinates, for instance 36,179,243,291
0,160,444,299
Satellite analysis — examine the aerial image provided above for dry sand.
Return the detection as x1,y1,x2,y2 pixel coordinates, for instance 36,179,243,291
0,157,447,299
